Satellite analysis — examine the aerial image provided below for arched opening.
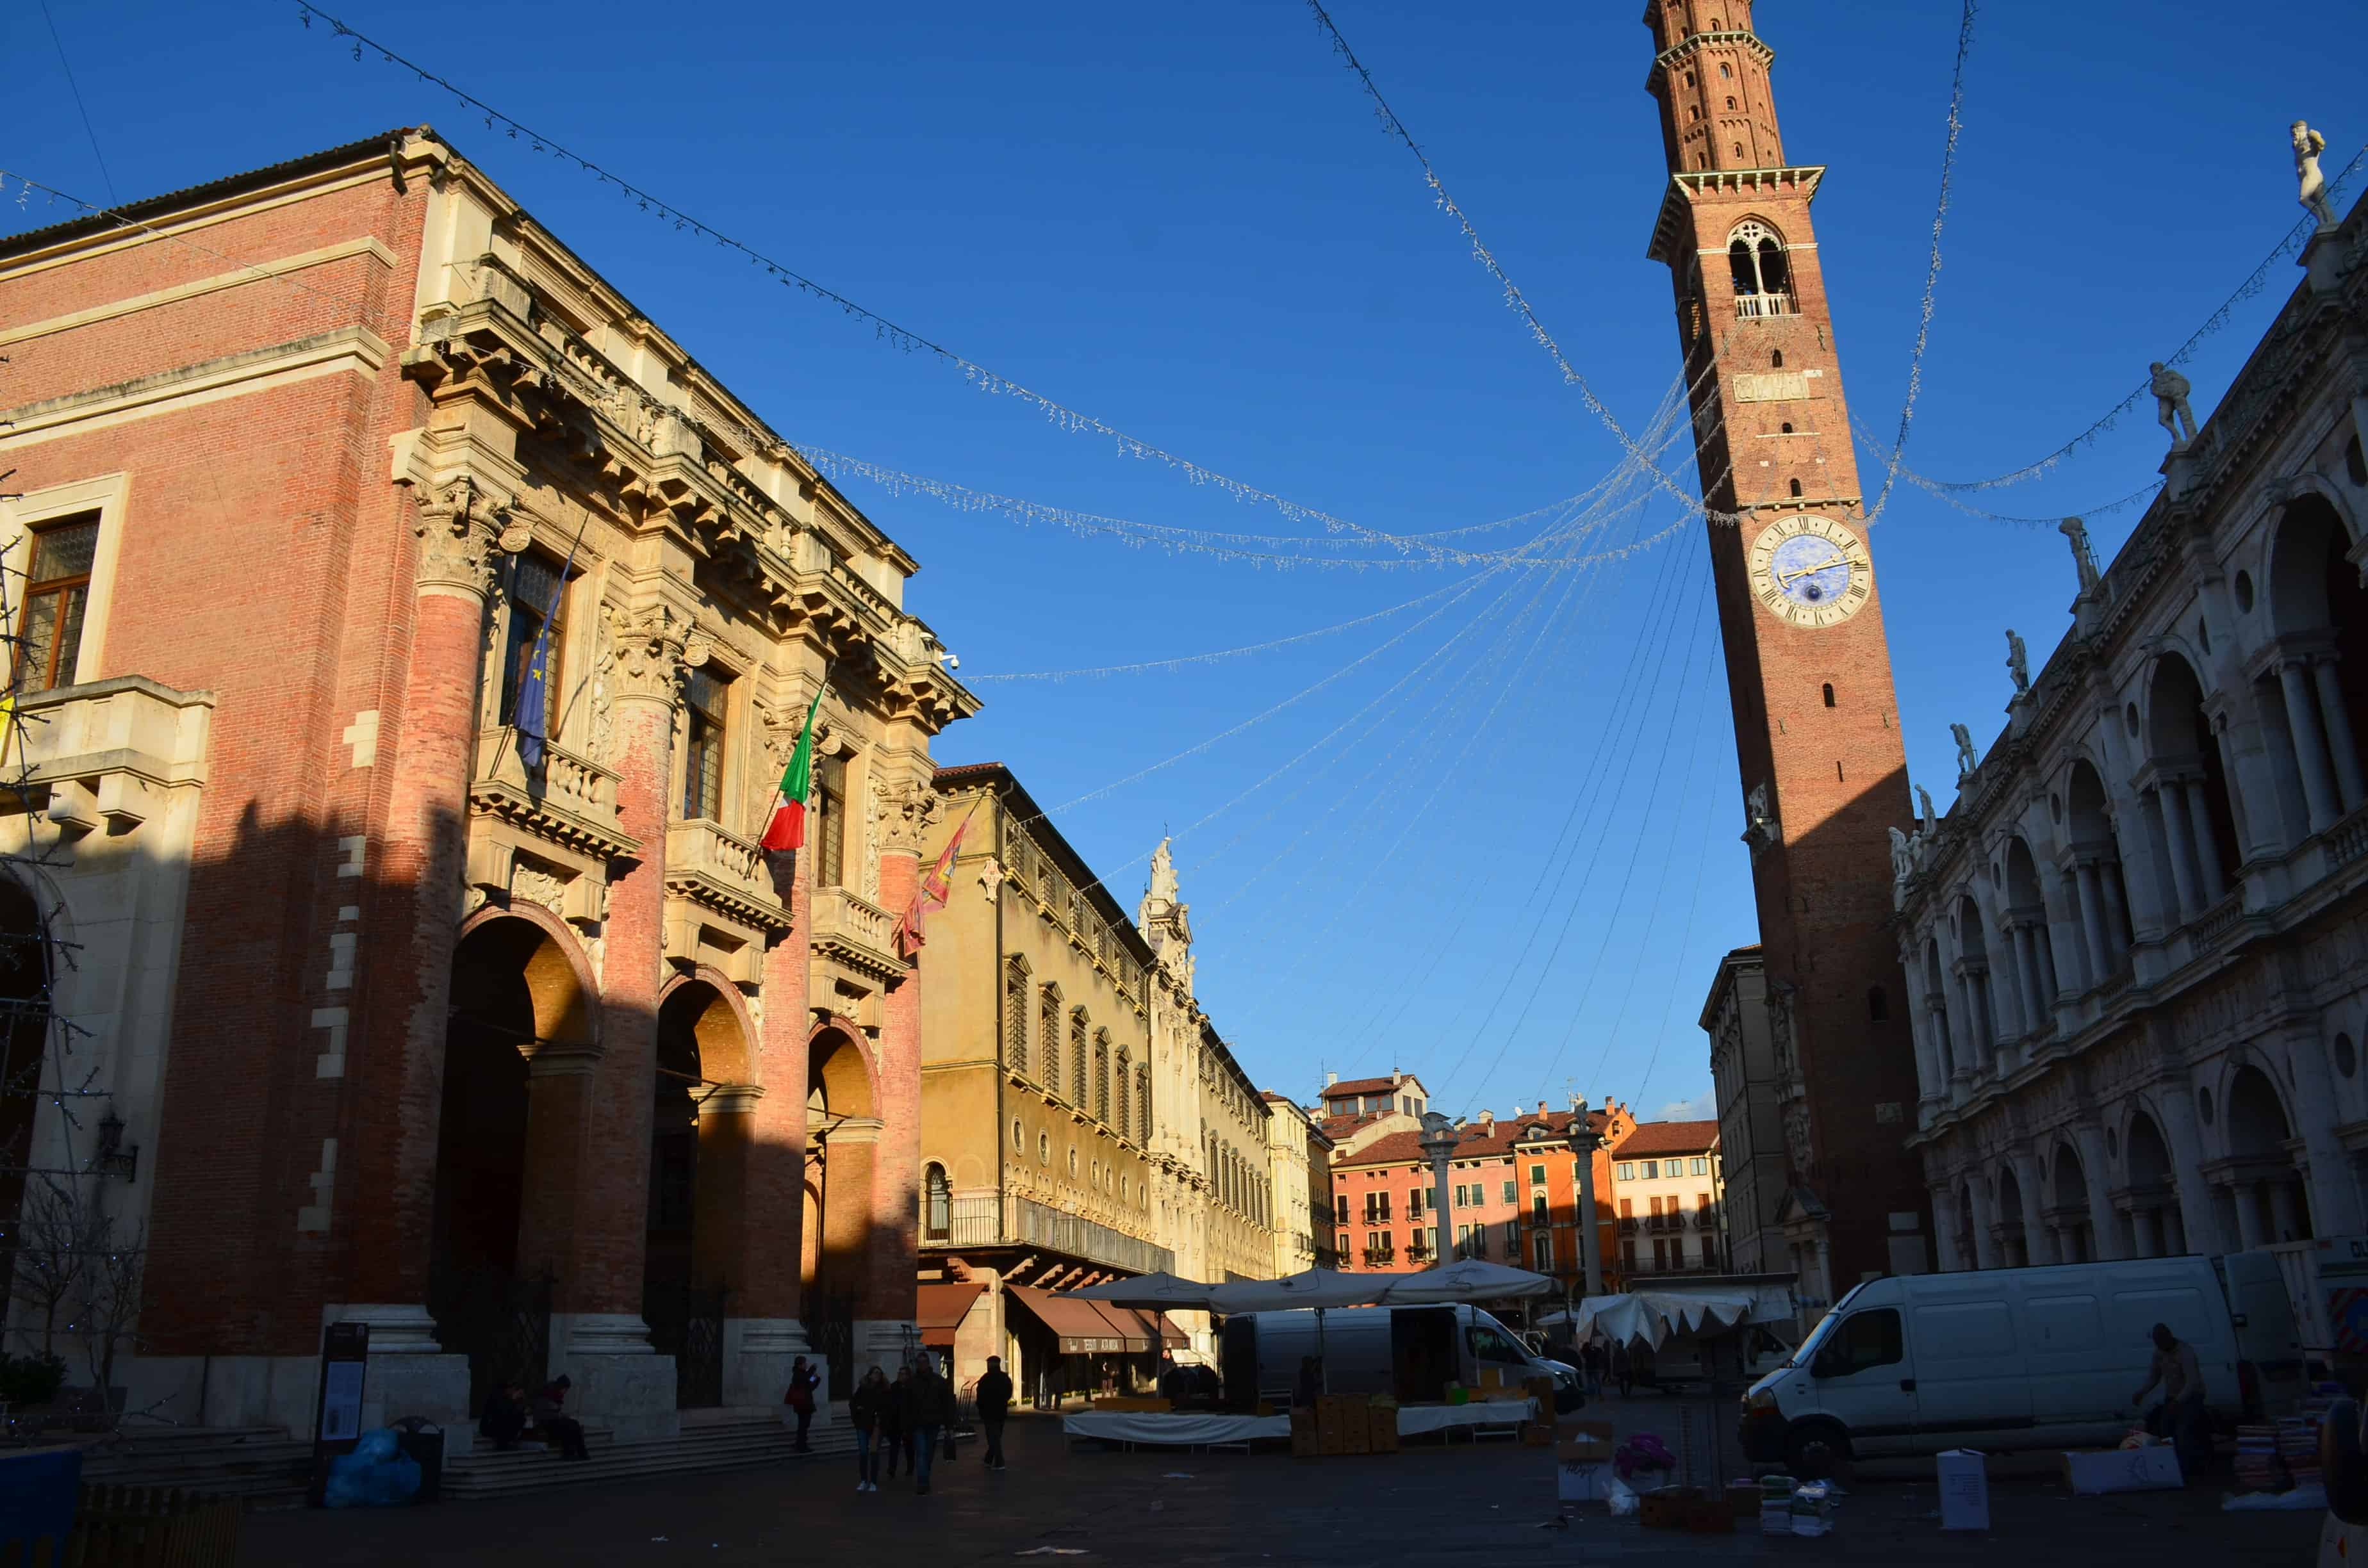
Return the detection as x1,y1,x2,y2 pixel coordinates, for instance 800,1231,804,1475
2146,653,2239,915
1953,1182,1977,1269
2263,493,2368,830
2123,1110,2180,1257
1771,348,1784,368
2063,759,2132,983
1726,220,1792,318
430,912,596,1412
0,878,51,1286
923,1163,951,1242
643,977,752,1409
2051,1143,2093,1262
1866,985,1887,1022
2000,837,2057,1031
1994,1164,2028,1267
1923,938,1955,1080
1952,895,1996,1059
1821,682,1834,707
2226,1065,2310,1246
805,1024,878,1400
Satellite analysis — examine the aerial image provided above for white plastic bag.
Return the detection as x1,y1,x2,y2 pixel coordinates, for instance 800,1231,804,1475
1606,1477,1639,1517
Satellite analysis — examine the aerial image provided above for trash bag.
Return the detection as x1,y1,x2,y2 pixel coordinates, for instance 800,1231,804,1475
1606,1477,1639,1517
324,1428,424,1508
352,1428,400,1462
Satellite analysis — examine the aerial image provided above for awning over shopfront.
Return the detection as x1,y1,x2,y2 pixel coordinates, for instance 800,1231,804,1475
916,1281,987,1348
1008,1284,1140,1355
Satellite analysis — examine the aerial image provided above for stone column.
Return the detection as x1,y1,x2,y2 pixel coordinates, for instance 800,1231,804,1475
337,479,516,1430
2269,1180,2305,1245
2098,865,2133,967
2014,1154,2055,1266
1969,969,1998,1058
2315,658,2367,813
2157,783,2202,920
2134,1207,2162,1259
2156,1087,2225,1255
1925,996,1956,1082
1932,1186,1963,1273
2280,660,2344,833
2073,1124,2124,1261
1966,1179,1999,1270
552,603,696,1442
857,777,930,1371
2232,1183,2264,1252
2012,926,2047,1036
2183,780,2227,904
2074,863,2112,985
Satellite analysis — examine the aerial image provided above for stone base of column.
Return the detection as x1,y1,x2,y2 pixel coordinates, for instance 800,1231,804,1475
721,1317,814,1410
552,1312,679,1442
854,1319,921,1378
323,1302,472,1435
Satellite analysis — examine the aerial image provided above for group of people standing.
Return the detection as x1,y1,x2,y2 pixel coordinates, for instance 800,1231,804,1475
844,1352,1012,1494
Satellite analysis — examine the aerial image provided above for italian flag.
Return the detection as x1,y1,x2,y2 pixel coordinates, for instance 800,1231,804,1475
761,686,826,853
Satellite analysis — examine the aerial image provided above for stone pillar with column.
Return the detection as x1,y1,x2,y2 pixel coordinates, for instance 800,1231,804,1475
333,473,522,1431
1418,1114,1458,1271
2278,656,2346,833
719,682,827,1407
2154,1077,2226,1257
2182,777,2227,903
2284,1026,2364,1239
2153,779,2204,920
551,598,702,1441
1930,1181,1963,1273
2314,655,2367,813
2011,1150,2056,1267
2072,1122,2125,1261
1965,1177,1999,1270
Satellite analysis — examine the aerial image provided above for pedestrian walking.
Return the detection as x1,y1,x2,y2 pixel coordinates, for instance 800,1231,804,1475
1581,1339,1606,1398
2131,1322,2209,1480
882,1364,913,1479
907,1355,956,1494
848,1367,889,1492
976,1354,1014,1470
784,1355,821,1453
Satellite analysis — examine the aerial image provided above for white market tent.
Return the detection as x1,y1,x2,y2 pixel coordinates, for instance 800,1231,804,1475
1372,1259,1558,1305
1546,1285,1793,1351
1202,1268,1385,1314
1062,1272,1221,1311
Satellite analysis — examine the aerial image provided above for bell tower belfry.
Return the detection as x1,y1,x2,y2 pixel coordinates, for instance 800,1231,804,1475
1641,0,1928,1293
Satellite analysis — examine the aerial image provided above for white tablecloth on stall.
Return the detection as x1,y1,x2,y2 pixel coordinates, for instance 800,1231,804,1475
1063,1412,1290,1446
1062,1400,1537,1447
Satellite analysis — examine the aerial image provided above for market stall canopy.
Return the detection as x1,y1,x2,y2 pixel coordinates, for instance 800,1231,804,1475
1551,1286,1791,1350
1204,1268,1391,1314
1059,1273,1219,1311
915,1281,987,1348
1008,1284,1142,1355
1373,1259,1558,1304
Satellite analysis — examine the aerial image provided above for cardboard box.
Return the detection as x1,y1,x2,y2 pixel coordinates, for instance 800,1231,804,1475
1556,1460,1613,1506
2060,1446,2182,1495
1685,1501,1735,1534
1344,1415,1370,1455
1638,1487,1702,1530
1555,1419,1615,1464
1477,1367,1505,1389
1367,1407,1399,1454
1723,1483,1761,1519
1936,1450,1990,1531
1520,1421,1554,1448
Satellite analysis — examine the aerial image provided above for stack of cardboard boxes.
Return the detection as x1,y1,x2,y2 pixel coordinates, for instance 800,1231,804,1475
1290,1394,1399,1457
1552,1419,1616,1505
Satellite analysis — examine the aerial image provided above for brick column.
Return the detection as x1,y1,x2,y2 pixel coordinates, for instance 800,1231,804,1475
550,602,697,1441
720,773,818,1406
857,781,928,1369
336,478,514,1427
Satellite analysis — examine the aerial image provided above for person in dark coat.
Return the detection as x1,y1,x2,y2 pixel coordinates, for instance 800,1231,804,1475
1292,1357,1322,1409
906,1357,957,1494
883,1364,915,1478
974,1354,1014,1471
532,1375,589,1460
1581,1340,1607,1398
848,1366,890,1492
479,1382,527,1450
784,1355,821,1453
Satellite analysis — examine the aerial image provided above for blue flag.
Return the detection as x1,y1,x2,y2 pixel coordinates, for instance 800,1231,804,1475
512,530,582,771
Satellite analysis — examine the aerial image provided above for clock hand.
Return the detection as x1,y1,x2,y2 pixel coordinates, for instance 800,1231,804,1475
1774,553,1845,587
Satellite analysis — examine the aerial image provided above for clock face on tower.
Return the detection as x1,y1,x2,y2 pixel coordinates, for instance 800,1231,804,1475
1748,514,1872,629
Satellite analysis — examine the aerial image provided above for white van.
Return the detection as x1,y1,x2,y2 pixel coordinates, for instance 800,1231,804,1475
1221,1303,1582,1413
1738,1252,2297,1474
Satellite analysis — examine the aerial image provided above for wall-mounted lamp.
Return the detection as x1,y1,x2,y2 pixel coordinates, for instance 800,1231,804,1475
94,1110,138,1182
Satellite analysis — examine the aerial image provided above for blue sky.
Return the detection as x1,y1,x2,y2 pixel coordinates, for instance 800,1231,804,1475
5,1,2354,1124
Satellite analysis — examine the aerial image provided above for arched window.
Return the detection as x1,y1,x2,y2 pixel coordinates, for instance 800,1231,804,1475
1071,1008,1090,1106
1040,984,1062,1095
1867,985,1889,1022
923,1163,951,1242
1771,348,1784,368
1780,421,1793,434
1822,682,1835,708
1733,142,1746,158
1094,1031,1112,1122
1720,61,1732,77
1727,96,1738,110
1789,478,1803,497
1726,220,1792,317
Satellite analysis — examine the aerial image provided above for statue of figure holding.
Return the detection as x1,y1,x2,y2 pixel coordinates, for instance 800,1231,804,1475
1147,835,1180,906
2295,121,2336,228
2151,362,2198,450
1916,784,1937,837
1889,826,1916,888
1951,723,1978,780
2059,516,2103,594
2005,629,2030,695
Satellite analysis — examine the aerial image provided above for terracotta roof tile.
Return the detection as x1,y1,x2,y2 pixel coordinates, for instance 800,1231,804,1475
1613,1120,1721,1157
1320,1075,1413,1100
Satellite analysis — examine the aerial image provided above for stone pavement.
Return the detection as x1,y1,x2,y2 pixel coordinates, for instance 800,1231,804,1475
243,1405,2323,1566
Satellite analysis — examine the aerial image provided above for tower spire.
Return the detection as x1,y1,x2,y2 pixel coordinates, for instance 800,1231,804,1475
1643,1,1784,174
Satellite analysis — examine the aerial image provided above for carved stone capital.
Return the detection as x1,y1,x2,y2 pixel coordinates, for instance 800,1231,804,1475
877,779,941,856
413,476,516,601
602,602,699,708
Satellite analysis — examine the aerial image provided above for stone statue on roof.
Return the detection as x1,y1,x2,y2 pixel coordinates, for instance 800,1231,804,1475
2060,516,2102,594
1147,835,1179,907
1916,784,1937,837
2295,121,2336,228
2006,629,2030,695
2151,363,2197,450
1889,826,1915,889
1952,723,1978,781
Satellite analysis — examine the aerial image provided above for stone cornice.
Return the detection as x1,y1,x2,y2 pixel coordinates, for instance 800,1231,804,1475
1647,166,1825,266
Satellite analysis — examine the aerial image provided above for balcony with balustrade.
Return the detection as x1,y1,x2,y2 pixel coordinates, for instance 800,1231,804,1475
919,1192,1174,1276
809,882,905,984
1733,291,1793,320
467,725,636,863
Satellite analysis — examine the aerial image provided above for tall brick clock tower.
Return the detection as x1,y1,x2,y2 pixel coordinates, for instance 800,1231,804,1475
1641,1,1928,1294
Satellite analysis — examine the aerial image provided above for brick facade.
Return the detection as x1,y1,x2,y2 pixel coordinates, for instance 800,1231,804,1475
0,130,976,1435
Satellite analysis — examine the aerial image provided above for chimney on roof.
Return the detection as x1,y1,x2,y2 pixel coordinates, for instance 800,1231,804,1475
1479,1109,1493,1131
1391,1070,1402,1087
1536,1100,1547,1117
1326,1071,1338,1087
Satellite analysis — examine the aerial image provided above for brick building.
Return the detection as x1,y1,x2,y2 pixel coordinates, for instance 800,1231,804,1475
0,129,976,1439
1641,0,1930,1286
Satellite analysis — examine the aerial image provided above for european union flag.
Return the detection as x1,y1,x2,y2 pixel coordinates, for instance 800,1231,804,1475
515,612,555,771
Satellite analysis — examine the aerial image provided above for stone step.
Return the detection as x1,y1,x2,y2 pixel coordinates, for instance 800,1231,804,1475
81,1430,317,1510
441,1419,860,1499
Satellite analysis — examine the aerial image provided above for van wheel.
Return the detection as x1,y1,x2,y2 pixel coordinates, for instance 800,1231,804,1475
1785,1421,1848,1480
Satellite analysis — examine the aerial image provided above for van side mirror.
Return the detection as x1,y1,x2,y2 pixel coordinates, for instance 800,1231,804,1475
2326,1399,2368,1525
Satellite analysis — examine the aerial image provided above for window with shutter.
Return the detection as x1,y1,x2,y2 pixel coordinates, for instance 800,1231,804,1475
814,753,847,888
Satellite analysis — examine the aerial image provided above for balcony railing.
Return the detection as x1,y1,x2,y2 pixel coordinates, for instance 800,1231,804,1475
1361,1248,1397,1268
810,883,904,978
1734,291,1794,320
468,725,632,857
919,1193,1175,1275
664,818,787,932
